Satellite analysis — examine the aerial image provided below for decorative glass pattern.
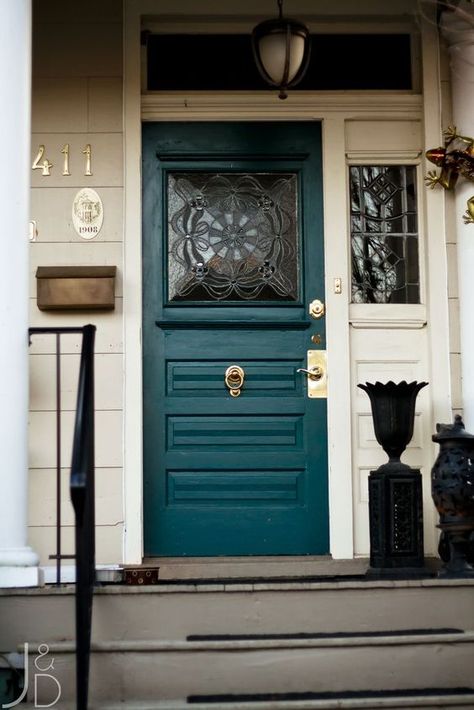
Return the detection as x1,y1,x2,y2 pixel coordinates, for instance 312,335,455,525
167,173,299,302
350,166,419,304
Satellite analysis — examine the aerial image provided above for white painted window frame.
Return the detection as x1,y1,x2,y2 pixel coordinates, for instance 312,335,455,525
123,0,452,564
347,157,427,328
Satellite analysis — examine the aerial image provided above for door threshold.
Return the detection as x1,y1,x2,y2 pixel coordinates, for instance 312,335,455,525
132,556,369,582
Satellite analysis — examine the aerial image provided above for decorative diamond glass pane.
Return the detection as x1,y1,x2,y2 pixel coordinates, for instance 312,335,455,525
167,173,299,302
350,166,420,304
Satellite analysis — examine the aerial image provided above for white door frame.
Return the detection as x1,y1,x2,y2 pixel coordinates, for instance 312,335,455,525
123,0,451,563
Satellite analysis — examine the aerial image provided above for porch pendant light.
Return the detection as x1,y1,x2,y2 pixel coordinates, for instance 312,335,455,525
252,0,311,100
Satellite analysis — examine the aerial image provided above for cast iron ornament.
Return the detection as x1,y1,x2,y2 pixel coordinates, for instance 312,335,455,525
357,380,428,471
432,415,474,577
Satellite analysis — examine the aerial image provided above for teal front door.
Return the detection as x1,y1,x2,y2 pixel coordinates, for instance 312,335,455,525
143,122,328,556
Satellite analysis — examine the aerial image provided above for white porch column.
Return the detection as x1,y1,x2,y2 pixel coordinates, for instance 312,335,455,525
441,2,474,427
0,0,39,587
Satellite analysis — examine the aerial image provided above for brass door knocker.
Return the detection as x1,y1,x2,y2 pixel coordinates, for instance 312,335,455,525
225,365,245,397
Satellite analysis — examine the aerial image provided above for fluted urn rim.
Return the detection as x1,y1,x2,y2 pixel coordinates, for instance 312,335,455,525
357,380,428,468
357,380,428,396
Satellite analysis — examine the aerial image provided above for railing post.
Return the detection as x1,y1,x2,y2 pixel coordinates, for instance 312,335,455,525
70,324,96,710
55,333,62,585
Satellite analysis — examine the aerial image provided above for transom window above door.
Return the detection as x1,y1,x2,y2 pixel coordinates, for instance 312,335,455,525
146,34,413,92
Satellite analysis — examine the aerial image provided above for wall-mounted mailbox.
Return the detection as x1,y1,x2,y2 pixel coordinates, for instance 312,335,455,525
36,266,116,311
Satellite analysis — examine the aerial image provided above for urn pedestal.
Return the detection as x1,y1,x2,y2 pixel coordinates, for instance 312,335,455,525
432,416,474,578
368,466,424,570
358,381,428,576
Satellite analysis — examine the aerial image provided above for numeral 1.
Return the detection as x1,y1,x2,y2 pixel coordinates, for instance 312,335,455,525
82,144,92,176
61,144,70,176
32,145,53,176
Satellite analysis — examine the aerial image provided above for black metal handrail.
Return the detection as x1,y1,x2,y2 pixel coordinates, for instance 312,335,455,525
70,324,96,710
29,325,96,710
29,327,90,584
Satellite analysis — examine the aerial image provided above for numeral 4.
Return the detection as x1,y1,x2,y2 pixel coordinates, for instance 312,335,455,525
32,145,53,176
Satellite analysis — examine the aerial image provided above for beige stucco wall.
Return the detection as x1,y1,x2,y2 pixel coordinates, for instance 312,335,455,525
28,0,124,565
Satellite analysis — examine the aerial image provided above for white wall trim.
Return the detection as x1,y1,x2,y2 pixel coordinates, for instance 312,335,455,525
419,8,453,553
349,304,427,327
143,19,418,35
346,150,422,161
141,93,423,121
123,2,144,564
323,117,354,558
420,10,452,421
350,321,427,330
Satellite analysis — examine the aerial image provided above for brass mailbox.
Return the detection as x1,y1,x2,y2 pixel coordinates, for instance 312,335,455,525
36,266,116,311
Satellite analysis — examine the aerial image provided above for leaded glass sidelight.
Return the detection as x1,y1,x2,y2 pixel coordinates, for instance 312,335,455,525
350,166,420,304
167,172,299,302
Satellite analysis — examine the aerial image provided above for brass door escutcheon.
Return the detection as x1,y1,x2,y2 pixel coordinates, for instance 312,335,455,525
297,350,327,398
225,365,245,397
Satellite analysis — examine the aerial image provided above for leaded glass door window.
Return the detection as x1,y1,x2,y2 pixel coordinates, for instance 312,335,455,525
167,172,299,302
350,165,420,304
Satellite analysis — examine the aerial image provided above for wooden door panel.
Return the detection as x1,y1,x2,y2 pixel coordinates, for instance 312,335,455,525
167,361,303,396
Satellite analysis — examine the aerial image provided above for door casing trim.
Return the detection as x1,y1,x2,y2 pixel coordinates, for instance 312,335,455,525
123,1,450,563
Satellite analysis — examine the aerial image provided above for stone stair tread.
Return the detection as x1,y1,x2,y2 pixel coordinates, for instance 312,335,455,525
186,627,463,640
19,693,474,710
3,576,474,596
187,687,474,705
27,629,474,653
10,584,474,709
20,687,474,709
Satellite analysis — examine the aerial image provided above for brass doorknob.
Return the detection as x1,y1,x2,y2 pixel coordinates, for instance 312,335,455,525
225,365,245,397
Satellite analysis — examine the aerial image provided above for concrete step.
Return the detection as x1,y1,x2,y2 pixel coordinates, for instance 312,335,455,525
28,631,474,705
20,692,474,709
2,578,474,648
139,555,370,581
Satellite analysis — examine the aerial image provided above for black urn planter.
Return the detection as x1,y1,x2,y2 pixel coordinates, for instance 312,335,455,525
432,415,474,578
358,380,428,472
358,380,428,573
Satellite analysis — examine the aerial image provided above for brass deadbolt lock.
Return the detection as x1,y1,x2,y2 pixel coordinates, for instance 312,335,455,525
309,299,325,319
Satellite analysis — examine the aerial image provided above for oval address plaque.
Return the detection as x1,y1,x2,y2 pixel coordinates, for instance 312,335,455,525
72,188,103,240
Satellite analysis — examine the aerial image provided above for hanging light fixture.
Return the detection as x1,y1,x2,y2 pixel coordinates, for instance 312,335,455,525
252,0,311,100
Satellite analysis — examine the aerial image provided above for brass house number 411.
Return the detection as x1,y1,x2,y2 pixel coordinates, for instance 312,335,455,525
32,144,92,176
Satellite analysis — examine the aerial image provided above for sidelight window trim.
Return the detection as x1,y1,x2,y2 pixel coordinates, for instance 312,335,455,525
346,154,427,329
